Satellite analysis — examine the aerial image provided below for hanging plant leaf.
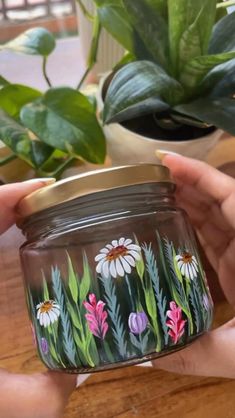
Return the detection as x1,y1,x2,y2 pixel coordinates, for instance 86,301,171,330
20,87,106,164
2,27,55,56
0,110,53,168
0,84,42,119
0,75,10,88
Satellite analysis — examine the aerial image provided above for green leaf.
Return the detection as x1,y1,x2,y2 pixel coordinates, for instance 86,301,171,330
103,61,184,124
168,0,217,72
80,253,91,303
180,51,235,89
0,84,42,119
199,58,235,93
209,11,235,54
175,96,235,135
20,87,106,164
2,27,55,56
0,110,53,168
43,276,50,300
67,254,79,304
0,75,10,88
96,1,150,60
66,300,82,330
145,0,167,18
123,0,169,69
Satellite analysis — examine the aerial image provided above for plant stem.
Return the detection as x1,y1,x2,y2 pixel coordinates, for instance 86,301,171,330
217,0,235,8
76,0,94,21
77,14,102,90
37,156,75,179
0,153,17,166
42,57,52,87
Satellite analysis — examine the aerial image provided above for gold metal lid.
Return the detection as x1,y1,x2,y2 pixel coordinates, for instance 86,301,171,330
18,164,173,218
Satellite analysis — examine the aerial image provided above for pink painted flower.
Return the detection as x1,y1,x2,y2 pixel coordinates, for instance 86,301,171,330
84,294,108,340
166,301,186,344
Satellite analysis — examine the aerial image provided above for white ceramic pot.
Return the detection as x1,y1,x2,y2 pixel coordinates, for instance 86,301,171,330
77,1,125,78
97,76,224,164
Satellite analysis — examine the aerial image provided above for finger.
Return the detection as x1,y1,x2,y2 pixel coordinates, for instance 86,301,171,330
0,370,76,418
0,178,55,234
163,154,235,206
153,320,235,379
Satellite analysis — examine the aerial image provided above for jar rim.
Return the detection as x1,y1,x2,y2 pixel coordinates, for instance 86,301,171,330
17,164,174,218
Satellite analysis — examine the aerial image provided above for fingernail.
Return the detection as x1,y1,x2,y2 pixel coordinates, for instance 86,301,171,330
23,177,56,186
155,149,180,161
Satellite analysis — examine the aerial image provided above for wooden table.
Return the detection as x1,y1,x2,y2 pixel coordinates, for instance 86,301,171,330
1,135,235,418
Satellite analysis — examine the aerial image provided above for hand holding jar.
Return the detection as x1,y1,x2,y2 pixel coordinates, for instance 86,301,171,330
0,178,76,418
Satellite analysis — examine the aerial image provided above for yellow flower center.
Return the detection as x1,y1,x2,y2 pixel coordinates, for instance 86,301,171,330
40,300,53,313
106,245,128,261
182,252,193,264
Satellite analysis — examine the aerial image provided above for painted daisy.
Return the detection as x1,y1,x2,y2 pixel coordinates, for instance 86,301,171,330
175,251,199,280
36,300,60,328
95,237,141,279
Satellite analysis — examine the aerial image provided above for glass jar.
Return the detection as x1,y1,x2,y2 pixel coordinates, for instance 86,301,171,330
18,164,213,373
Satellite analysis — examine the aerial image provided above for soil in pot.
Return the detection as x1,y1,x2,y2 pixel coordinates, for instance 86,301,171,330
121,113,216,141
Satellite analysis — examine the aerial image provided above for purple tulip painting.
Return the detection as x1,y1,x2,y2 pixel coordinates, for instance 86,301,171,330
128,312,148,334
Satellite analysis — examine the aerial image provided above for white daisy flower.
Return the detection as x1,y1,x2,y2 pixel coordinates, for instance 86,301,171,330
175,251,199,280
36,300,60,328
95,237,141,279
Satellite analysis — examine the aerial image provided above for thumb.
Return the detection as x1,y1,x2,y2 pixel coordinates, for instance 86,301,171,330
153,319,235,379
0,178,55,234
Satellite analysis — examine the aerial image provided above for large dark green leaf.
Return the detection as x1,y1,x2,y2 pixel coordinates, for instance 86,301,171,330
2,27,55,56
175,65,235,135
0,84,42,118
95,1,150,59
175,96,235,135
20,87,106,164
103,61,184,124
0,110,53,167
199,58,235,92
209,11,235,54
168,0,217,72
123,0,169,69
180,51,235,89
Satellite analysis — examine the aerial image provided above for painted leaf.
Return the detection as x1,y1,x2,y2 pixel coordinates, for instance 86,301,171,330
209,11,235,54
20,87,106,164
103,61,184,124
0,84,42,119
67,254,79,304
80,253,91,303
142,243,169,346
123,0,169,69
51,267,77,367
0,110,53,168
2,27,55,56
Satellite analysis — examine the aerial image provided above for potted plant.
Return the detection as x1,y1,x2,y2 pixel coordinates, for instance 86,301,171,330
0,27,106,182
84,0,235,163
